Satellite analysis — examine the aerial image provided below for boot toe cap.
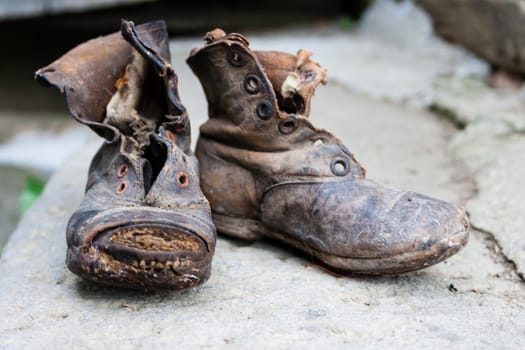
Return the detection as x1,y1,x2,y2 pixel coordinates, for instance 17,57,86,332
261,179,469,274
377,191,470,258
66,207,215,290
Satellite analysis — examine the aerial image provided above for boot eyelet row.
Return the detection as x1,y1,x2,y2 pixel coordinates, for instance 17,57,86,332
244,74,261,94
227,46,275,122
115,181,128,195
278,116,298,134
117,164,129,178
330,157,350,176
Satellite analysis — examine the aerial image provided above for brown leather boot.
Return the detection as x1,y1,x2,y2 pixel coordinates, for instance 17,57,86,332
35,20,216,290
187,29,469,274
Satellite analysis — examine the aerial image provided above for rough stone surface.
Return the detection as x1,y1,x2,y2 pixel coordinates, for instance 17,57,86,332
436,76,525,277
434,77,525,130
454,126,525,278
1,41,524,348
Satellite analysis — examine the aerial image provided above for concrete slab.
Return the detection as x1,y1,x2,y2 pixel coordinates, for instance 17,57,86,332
1,56,524,348
412,0,525,279
433,74,525,277
434,77,525,130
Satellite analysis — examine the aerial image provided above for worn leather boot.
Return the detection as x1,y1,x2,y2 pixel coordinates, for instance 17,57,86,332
187,29,469,274
35,20,216,290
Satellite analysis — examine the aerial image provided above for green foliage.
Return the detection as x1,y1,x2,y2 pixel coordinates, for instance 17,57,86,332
19,176,45,213
338,16,355,30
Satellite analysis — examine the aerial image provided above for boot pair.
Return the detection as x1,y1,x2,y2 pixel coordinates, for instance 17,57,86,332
36,20,469,291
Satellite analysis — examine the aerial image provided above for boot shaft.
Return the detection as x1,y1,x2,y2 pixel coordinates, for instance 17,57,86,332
187,30,350,153
36,20,191,153
190,29,366,220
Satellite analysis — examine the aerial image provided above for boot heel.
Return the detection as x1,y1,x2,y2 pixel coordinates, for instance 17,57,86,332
212,213,266,241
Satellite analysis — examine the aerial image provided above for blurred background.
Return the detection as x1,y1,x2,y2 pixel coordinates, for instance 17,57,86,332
1,0,524,251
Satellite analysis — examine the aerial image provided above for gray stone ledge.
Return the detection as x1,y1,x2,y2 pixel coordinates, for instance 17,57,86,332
1,92,524,348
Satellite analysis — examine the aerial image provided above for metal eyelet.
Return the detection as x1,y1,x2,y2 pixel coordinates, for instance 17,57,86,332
175,171,189,188
228,46,246,67
330,157,350,176
115,181,128,195
278,116,298,134
256,100,274,120
117,164,128,178
244,73,261,94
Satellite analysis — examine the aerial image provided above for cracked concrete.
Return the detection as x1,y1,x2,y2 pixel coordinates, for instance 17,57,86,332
1,1,524,348
437,79,525,279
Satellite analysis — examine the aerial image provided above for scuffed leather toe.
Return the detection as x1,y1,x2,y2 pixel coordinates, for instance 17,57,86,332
260,179,469,273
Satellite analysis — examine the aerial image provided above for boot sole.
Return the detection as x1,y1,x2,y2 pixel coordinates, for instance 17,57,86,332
212,212,469,275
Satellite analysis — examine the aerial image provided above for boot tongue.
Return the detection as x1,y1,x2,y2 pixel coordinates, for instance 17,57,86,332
255,49,327,118
105,20,191,155
104,50,162,153
119,19,192,154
